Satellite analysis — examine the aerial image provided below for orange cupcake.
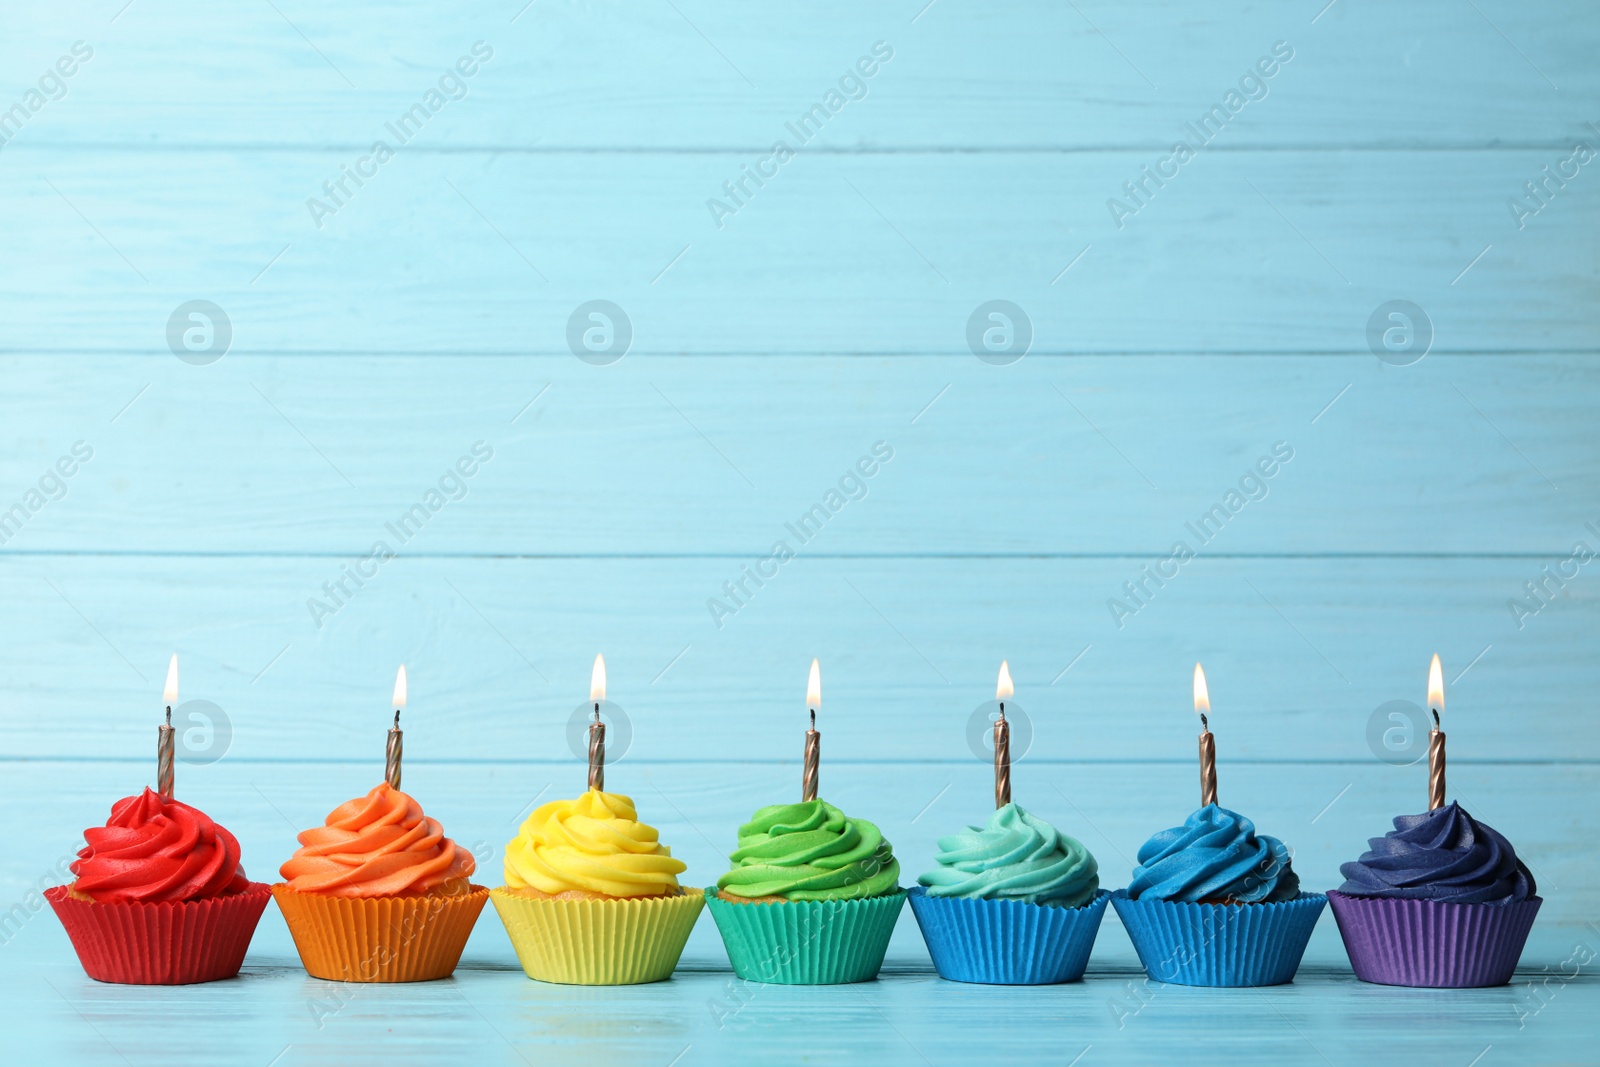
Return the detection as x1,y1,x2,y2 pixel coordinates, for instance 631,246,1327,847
273,783,487,982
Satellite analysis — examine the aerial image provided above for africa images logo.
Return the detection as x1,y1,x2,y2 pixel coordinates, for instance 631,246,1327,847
305,43,495,229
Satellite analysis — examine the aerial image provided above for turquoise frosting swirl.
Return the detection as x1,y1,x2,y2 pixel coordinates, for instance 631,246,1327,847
918,803,1099,907
1127,804,1299,903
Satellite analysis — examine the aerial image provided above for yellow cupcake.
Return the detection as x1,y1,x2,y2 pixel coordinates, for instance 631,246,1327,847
491,789,703,984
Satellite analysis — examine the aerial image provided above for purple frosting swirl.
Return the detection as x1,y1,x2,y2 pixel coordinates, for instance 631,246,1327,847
1338,802,1535,904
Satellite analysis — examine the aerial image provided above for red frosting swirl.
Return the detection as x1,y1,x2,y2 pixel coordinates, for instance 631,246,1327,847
71,788,250,903
278,783,475,897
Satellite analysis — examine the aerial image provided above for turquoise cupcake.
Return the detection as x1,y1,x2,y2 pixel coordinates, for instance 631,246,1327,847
909,803,1108,984
1111,804,1326,986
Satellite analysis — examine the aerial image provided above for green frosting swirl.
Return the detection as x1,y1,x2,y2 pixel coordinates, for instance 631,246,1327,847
918,803,1099,907
717,800,901,901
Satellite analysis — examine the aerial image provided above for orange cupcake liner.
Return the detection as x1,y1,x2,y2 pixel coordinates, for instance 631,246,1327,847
272,882,489,983
47,881,272,985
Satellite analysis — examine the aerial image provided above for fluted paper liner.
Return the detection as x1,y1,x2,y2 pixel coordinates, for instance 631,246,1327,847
908,887,1109,985
1111,890,1326,987
705,888,906,985
272,883,488,983
47,882,272,985
1327,890,1540,988
490,887,704,985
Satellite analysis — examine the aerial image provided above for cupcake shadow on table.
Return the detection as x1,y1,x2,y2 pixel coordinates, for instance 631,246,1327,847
909,802,1108,985
49,788,272,985
705,800,906,985
1112,804,1326,988
273,783,488,983
1328,802,1540,988
490,789,704,986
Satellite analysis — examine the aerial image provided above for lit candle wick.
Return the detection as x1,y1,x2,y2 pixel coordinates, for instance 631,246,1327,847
386,665,406,791
1195,663,1217,807
386,708,403,791
803,707,820,802
158,654,177,799
588,712,605,792
994,701,1011,809
158,705,174,799
588,710,604,793
803,659,821,802
588,654,607,792
1427,654,1446,811
993,661,1013,809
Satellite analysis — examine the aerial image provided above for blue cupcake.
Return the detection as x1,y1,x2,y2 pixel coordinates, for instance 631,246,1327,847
1112,804,1326,986
908,803,1109,984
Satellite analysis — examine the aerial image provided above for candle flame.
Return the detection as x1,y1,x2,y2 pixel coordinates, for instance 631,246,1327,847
1427,653,1443,715
806,658,821,709
163,654,179,707
1193,663,1210,716
996,660,1014,701
393,665,407,709
590,653,607,703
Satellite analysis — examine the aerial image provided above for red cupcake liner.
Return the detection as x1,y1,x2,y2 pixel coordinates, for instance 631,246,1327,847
1327,890,1541,988
46,882,272,985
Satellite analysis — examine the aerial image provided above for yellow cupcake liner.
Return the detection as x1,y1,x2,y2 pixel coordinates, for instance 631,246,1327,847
272,883,489,983
490,886,705,985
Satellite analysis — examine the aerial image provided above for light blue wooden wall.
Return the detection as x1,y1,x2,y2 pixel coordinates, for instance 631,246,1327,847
2,1,1598,1062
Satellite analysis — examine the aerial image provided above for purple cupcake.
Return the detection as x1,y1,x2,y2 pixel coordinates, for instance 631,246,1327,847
1329,802,1541,987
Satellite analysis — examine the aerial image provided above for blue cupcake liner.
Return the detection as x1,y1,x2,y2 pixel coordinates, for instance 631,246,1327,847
704,888,907,985
908,887,1109,985
1111,889,1327,987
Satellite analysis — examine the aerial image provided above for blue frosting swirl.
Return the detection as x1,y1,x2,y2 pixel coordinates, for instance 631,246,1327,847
1126,804,1299,903
1338,802,1535,904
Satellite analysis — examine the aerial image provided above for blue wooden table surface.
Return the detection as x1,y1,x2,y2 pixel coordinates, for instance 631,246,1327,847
2,1,1597,1064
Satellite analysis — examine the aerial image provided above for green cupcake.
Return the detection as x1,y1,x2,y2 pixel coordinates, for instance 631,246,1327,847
706,799,906,983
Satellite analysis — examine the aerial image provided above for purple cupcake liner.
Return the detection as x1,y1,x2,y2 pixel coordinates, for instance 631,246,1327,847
1327,890,1541,988
908,887,1109,985
1111,890,1326,987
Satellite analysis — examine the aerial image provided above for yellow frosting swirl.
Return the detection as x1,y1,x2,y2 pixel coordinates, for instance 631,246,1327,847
503,790,685,898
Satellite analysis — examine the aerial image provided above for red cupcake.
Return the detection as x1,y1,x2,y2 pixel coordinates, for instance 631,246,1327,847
48,788,271,984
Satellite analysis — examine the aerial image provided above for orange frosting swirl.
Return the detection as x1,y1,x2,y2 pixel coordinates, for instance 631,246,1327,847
278,783,475,898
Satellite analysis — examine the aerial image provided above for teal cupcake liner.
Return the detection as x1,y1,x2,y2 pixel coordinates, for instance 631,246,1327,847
909,887,1109,984
1111,889,1327,987
704,888,907,985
